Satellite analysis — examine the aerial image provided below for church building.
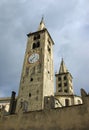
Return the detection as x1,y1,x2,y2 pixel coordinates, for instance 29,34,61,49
0,18,82,113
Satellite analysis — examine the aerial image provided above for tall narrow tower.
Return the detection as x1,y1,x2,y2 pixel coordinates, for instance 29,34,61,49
16,19,54,112
55,59,74,95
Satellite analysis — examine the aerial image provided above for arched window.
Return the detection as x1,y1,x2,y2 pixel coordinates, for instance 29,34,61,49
65,99,69,106
37,34,40,39
36,41,40,48
34,36,36,40
64,75,67,80
32,43,36,49
33,34,40,40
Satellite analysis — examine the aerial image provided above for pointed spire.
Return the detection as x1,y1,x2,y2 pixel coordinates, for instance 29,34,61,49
59,58,68,74
38,16,46,31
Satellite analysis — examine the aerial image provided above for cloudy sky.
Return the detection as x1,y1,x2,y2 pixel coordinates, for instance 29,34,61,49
0,0,89,97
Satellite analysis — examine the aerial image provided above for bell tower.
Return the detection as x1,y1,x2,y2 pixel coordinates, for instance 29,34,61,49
55,59,74,95
16,18,54,112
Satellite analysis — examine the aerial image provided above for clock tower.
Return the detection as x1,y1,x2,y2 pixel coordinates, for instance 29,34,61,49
16,18,54,112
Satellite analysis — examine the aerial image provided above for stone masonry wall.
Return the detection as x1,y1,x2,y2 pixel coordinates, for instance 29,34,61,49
0,95,89,130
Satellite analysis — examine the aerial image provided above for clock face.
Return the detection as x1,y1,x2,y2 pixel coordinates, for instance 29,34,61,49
28,53,39,63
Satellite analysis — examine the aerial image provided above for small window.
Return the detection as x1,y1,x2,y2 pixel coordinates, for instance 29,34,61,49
64,89,68,93
47,46,51,53
37,34,40,39
29,93,31,97
30,78,33,81
32,43,36,49
48,71,50,74
34,36,36,40
64,82,67,86
65,99,69,106
34,34,40,40
64,76,67,80
58,83,61,87
58,77,61,81
58,89,62,92
36,41,40,48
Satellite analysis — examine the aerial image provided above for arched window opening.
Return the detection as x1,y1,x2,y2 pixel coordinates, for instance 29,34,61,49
32,43,36,49
64,75,67,80
58,77,61,81
64,89,68,93
33,34,40,40
37,34,40,39
36,41,40,48
34,36,36,40
30,78,33,81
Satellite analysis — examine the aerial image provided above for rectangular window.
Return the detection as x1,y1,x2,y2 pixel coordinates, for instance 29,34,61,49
58,89,62,92
64,89,68,93
58,83,61,87
58,77,61,81
47,45,51,53
33,34,40,40
64,82,67,86
65,99,69,106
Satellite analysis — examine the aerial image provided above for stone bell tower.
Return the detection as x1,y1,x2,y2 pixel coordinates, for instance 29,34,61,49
55,58,74,95
16,18,54,112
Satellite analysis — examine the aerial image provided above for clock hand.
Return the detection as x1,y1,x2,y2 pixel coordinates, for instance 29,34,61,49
31,56,35,61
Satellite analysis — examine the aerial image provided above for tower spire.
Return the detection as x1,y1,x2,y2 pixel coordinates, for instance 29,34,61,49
59,58,68,74
41,15,44,23
38,16,46,31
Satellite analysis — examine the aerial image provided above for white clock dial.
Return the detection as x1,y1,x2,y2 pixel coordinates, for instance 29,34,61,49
28,53,39,63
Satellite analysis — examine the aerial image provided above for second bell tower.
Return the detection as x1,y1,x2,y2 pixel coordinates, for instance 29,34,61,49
16,19,54,112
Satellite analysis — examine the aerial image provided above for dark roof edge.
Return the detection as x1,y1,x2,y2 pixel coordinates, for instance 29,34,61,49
27,28,55,45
